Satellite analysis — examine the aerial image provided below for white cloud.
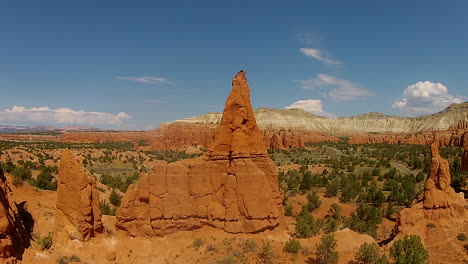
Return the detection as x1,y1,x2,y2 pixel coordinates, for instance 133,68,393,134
285,99,337,118
392,81,465,115
115,76,171,84
299,48,342,65
298,74,375,101
0,106,131,126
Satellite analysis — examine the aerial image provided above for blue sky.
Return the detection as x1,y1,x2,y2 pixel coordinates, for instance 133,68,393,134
1,0,467,129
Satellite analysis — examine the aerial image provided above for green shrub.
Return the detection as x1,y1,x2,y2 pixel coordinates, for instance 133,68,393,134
216,255,239,264
355,242,389,264
57,255,81,264
99,200,116,216
284,203,294,216
284,238,301,254
258,241,275,264
315,234,339,264
295,207,322,238
457,233,467,241
192,238,204,249
109,189,122,206
306,189,321,212
35,232,53,250
390,235,429,264
242,239,257,253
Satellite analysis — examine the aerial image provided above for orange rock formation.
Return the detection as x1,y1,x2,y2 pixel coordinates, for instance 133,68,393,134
116,71,282,236
397,140,466,238
53,150,103,244
0,168,29,263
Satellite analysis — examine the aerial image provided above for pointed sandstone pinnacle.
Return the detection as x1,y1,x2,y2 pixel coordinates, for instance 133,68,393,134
0,168,29,263
397,139,466,238
53,149,103,245
208,70,268,159
116,71,282,236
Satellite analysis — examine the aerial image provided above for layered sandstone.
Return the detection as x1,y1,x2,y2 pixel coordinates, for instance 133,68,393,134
397,140,466,238
177,102,468,134
0,168,29,263
116,71,282,236
149,123,339,152
53,150,103,244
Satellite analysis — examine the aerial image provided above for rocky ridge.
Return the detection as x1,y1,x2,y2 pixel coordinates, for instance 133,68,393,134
175,102,468,134
116,71,282,236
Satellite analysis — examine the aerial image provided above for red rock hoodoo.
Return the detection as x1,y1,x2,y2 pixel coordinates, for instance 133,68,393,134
116,71,282,236
53,150,103,244
0,168,29,263
462,132,468,172
397,140,466,238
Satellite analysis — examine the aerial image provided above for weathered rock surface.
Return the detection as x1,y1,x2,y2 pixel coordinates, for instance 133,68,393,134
116,71,282,236
397,140,466,238
0,168,29,263
53,149,103,244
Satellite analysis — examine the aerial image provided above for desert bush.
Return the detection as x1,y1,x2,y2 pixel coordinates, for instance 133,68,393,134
216,255,239,264
35,232,53,250
389,235,429,264
242,239,257,253
295,207,322,238
192,238,204,249
99,200,116,216
315,233,339,264
457,232,467,241
258,240,275,264
306,189,321,212
57,254,81,264
109,189,122,206
284,203,294,216
355,242,389,264
284,238,301,254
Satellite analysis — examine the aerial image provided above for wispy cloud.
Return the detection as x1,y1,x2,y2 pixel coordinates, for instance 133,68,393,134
298,74,375,101
392,81,465,115
142,99,162,103
285,99,336,118
0,106,131,126
299,48,342,65
115,76,172,84
296,32,320,45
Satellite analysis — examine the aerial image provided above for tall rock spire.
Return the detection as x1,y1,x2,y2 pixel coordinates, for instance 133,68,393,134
209,71,268,159
116,71,282,236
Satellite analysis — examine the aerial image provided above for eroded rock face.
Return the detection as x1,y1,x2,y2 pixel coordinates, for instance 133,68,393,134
116,71,282,236
397,140,466,238
462,132,468,172
53,150,103,244
0,168,28,263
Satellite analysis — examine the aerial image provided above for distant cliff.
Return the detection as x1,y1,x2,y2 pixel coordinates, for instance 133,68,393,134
174,102,468,135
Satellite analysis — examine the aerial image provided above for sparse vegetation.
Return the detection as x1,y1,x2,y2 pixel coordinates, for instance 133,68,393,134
314,233,339,264
284,238,302,254
34,232,53,250
354,242,389,264
57,255,81,264
389,235,429,264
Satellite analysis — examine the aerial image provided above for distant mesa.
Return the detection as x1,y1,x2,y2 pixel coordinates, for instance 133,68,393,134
115,71,283,236
53,149,103,245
